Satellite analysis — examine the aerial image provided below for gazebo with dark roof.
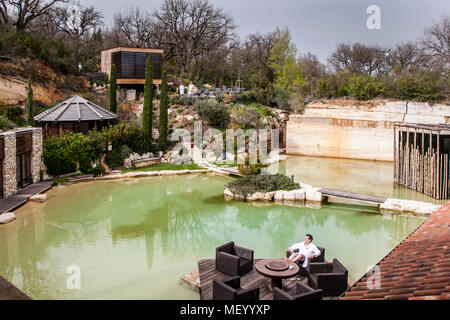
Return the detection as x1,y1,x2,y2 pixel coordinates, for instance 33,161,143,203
34,95,117,137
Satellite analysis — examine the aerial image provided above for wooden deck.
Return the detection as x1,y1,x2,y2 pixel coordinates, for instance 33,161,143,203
0,180,53,214
319,188,387,204
0,276,31,300
198,259,338,300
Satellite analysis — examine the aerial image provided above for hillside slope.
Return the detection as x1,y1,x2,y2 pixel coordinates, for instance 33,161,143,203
0,56,91,106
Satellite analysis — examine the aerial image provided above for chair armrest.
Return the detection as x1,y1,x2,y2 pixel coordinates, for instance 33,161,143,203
234,245,253,260
296,281,314,294
237,287,260,300
223,276,241,289
307,262,332,274
273,287,293,300
332,259,348,274
293,289,323,300
213,279,237,300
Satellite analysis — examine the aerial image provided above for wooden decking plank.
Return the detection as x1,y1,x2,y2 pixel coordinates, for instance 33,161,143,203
0,180,53,214
198,259,313,301
319,188,387,204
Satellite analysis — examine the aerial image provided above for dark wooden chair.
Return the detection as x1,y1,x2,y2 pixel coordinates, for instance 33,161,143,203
216,241,254,276
307,259,348,296
285,246,325,276
213,276,260,300
273,281,323,300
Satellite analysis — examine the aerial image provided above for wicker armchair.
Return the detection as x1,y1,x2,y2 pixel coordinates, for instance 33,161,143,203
307,259,348,296
216,241,254,276
213,276,260,300
273,281,323,300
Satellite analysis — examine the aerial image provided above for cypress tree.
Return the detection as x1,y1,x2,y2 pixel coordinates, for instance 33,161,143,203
109,64,117,112
26,79,34,126
159,71,168,150
142,56,153,149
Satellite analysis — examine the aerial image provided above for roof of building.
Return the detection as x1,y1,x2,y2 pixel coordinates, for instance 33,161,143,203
394,123,450,134
341,202,450,300
34,96,117,122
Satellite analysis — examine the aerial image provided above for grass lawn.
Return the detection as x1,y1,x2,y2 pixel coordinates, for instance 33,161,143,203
123,163,203,173
210,162,239,167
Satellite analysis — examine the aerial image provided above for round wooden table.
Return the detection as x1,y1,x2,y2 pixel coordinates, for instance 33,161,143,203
255,259,299,291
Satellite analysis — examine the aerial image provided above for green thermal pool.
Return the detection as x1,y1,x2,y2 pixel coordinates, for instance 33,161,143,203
0,167,426,299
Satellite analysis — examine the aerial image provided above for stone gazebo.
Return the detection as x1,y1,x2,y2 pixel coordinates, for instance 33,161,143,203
34,95,117,138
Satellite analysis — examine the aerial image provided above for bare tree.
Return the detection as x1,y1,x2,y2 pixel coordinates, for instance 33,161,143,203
154,0,236,77
421,15,450,72
299,52,325,79
328,43,385,75
389,42,426,73
5,0,68,31
113,7,154,48
0,1,8,25
50,2,103,40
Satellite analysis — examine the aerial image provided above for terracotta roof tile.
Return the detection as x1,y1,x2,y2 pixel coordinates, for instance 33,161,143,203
341,202,450,300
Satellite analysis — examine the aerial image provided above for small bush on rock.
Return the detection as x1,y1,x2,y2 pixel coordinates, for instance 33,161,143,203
225,174,300,198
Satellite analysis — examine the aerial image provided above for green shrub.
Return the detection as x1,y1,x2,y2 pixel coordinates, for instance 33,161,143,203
89,166,105,177
249,87,274,106
43,132,103,176
230,105,263,129
195,99,230,129
0,115,12,130
252,103,274,118
233,92,252,104
0,31,75,73
225,174,300,198
394,74,444,102
52,177,69,186
102,123,148,155
105,145,133,169
170,95,196,106
7,106,26,126
272,88,291,110
346,75,384,100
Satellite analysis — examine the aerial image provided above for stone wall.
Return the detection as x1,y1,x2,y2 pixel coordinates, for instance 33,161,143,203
286,100,450,161
2,132,16,197
1,128,43,197
31,128,43,184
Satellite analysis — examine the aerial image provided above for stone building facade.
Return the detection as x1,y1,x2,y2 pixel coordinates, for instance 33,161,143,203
0,128,42,199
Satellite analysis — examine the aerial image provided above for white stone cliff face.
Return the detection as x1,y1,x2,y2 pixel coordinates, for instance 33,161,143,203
286,100,450,161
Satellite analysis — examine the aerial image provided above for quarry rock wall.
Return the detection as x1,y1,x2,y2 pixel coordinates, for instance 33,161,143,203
286,100,450,161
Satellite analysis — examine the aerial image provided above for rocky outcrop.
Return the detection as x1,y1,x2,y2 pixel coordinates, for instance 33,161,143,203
0,212,16,224
29,194,48,203
0,57,90,106
224,187,322,203
287,99,450,161
380,198,441,215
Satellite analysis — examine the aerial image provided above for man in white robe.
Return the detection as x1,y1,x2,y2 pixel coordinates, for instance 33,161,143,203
286,234,321,268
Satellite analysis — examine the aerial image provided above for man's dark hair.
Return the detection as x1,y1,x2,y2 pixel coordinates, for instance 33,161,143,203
306,234,313,241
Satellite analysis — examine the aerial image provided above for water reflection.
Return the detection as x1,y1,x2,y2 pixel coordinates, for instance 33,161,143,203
268,155,445,204
0,174,426,299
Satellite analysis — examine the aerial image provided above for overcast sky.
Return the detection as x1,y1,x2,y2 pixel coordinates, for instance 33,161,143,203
80,0,449,63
